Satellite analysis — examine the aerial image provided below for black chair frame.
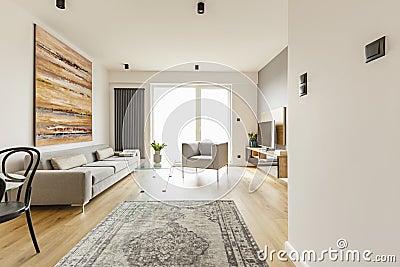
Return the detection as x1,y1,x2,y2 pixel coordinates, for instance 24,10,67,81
0,147,41,253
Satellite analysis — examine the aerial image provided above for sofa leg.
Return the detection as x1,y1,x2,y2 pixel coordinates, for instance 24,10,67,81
72,204,85,213
182,167,184,178
217,169,219,182
195,168,197,173
227,165,229,176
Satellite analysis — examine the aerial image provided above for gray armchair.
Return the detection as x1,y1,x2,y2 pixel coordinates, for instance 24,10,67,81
181,141,228,181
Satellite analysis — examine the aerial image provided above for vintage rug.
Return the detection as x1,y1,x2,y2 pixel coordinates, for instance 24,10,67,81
55,201,267,266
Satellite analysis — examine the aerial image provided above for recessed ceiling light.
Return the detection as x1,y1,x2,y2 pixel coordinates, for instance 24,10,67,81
197,2,205,15
56,0,65,9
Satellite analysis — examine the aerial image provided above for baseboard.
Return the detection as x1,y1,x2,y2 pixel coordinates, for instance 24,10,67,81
285,241,310,267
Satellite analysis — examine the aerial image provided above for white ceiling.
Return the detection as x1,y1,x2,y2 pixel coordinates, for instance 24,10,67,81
14,0,288,72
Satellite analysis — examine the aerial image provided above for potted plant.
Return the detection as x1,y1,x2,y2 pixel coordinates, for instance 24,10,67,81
248,132,258,147
151,141,167,163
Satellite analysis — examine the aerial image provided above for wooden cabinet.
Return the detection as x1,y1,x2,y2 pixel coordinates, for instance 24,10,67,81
246,147,288,178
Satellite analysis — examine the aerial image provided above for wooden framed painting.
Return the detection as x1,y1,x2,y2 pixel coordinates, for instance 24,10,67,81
34,25,92,146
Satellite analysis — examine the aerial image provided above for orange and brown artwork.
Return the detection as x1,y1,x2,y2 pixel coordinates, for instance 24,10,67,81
34,25,92,146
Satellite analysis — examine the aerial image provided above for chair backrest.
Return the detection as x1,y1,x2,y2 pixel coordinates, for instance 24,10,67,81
199,141,214,156
0,147,40,206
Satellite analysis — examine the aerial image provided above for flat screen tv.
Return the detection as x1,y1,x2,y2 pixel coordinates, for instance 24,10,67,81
258,121,275,149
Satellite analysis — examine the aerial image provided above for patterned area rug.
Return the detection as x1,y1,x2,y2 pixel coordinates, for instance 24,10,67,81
55,201,267,266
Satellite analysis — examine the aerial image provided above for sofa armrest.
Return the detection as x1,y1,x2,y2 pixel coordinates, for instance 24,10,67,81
28,170,92,205
182,142,200,165
212,142,228,169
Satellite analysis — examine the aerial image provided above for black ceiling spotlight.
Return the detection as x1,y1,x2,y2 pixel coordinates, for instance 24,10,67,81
195,64,200,71
56,0,65,9
124,64,130,70
197,2,205,15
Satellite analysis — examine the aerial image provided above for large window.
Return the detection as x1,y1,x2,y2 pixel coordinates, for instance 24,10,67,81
151,84,231,162
200,88,230,143
152,86,196,143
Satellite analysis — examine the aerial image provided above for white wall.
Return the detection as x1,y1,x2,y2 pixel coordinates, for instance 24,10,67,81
109,71,258,165
258,47,288,150
258,47,288,114
0,1,109,171
288,0,400,266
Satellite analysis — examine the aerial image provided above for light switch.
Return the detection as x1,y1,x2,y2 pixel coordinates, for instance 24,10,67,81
299,73,307,97
365,36,385,63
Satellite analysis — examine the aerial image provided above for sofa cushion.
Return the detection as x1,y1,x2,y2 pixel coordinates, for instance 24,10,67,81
187,155,213,168
96,147,114,160
190,155,213,160
199,142,213,155
73,166,114,185
84,161,127,173
51,154,87,170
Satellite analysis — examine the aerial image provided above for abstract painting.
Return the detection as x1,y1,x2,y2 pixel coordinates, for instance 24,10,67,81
34,25,92,146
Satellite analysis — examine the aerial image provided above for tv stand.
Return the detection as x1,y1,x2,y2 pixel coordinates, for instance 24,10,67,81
245,147,288,178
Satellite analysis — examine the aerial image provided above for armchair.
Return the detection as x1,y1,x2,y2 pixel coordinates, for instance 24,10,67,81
181,141,228,181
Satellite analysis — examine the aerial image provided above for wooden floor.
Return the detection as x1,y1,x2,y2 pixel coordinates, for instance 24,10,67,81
0,167,293,267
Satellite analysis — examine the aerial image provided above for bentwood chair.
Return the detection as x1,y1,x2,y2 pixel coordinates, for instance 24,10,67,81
0,176,5,203
0,147,41,253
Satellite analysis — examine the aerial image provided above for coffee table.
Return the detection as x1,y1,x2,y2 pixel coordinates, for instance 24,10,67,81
135,159,179,192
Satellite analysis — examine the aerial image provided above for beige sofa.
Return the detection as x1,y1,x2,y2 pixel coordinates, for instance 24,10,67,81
25,144,139,212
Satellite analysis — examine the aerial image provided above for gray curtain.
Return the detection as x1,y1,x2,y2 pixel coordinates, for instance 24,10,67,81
114,88,144,157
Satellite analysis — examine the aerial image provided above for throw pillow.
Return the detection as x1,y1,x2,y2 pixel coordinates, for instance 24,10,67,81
96,147,114,160
51,154,87,170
